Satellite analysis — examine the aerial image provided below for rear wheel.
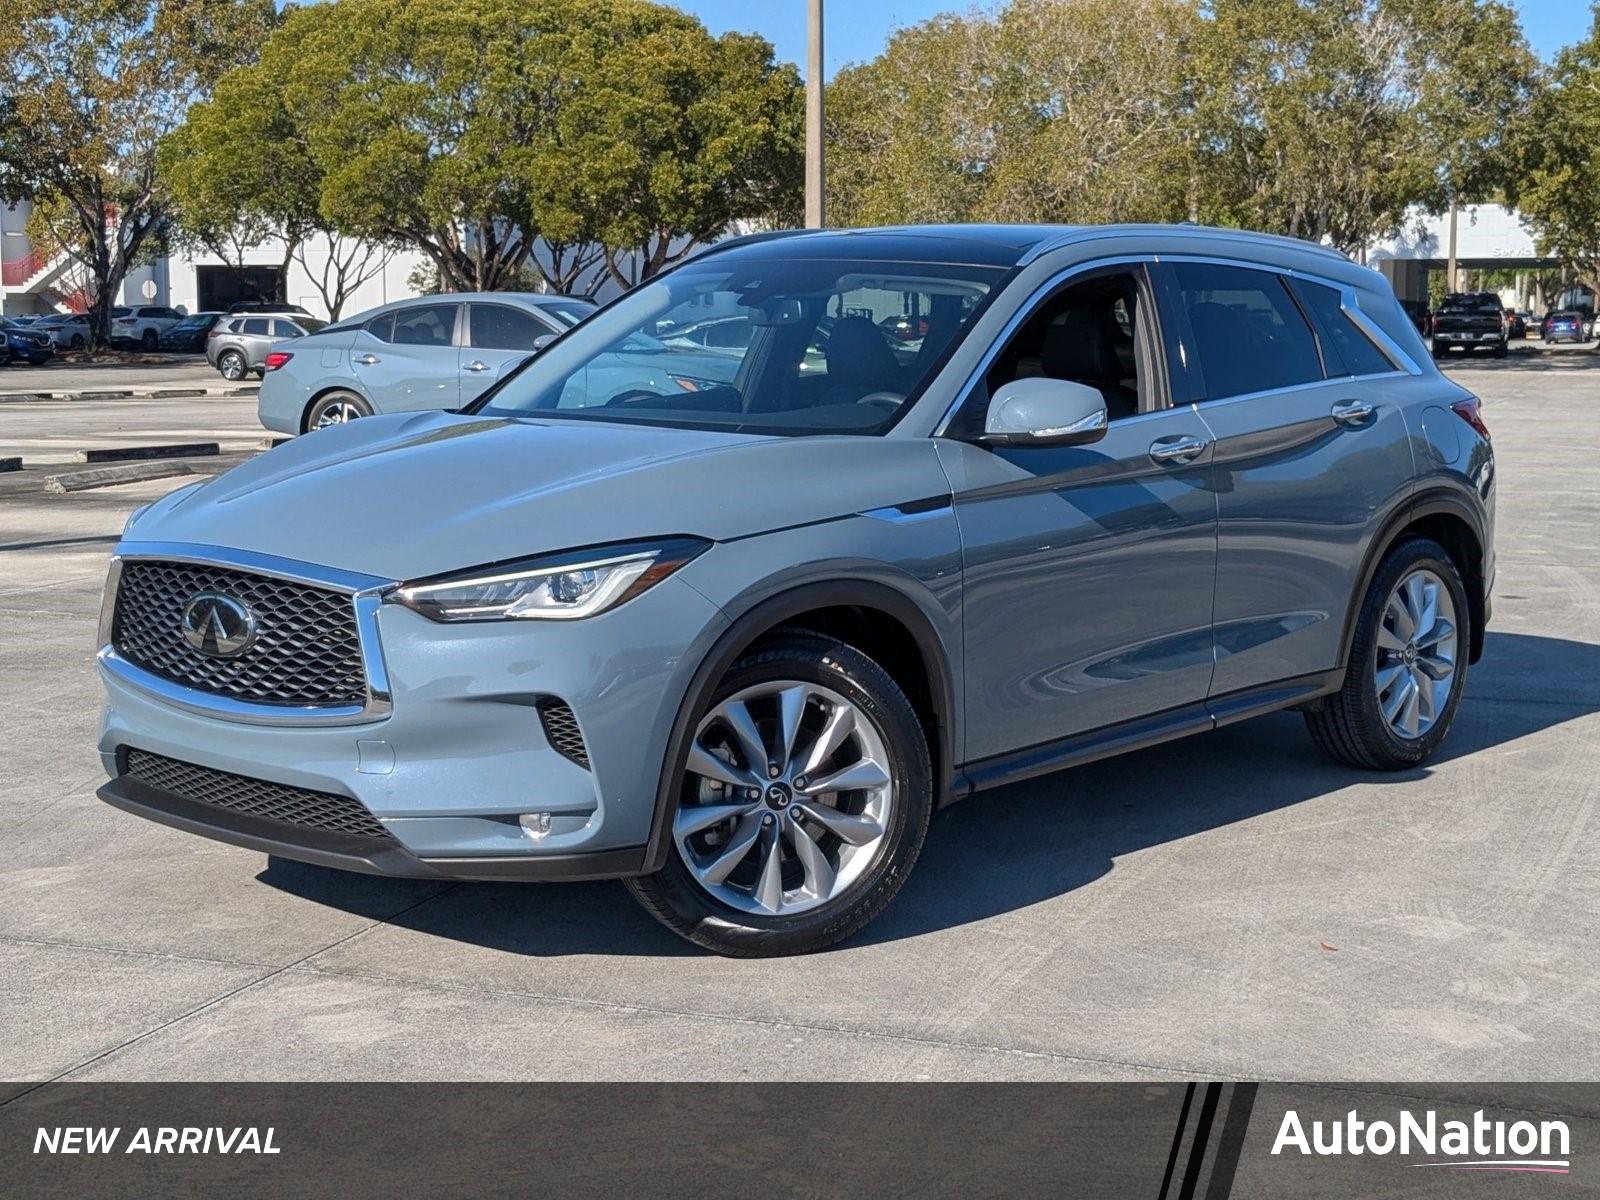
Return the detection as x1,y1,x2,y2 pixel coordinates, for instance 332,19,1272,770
140,328,158,351
305,390,372,432
1306,537,1469,770
627,632,932,957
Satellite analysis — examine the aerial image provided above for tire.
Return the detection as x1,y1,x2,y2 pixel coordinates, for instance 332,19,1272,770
217,350,247,381
304,390,372,432
1492,339,1508,359
140,328,158,351
626,631,933,957
1305,537,1470,771
69,334,85,349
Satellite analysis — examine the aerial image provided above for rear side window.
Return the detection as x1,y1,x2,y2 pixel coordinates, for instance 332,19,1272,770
470,304,544,350
1170,263,1323,401
365,312,395,341
1292,281,1398,377
242,318,272,336
391,304,457,347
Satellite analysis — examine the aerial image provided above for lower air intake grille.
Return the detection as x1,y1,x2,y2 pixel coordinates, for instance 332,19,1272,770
537,699,590,769
123,748,393,841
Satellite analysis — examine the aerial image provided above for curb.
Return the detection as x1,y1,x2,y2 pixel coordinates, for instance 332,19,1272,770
74,390,134,400
0,457,19,473
257,437,290,451
72,442,220,464
146,388,209,398
44,462,196,494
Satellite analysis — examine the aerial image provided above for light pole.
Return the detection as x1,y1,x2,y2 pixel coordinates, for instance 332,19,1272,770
805,0,825,228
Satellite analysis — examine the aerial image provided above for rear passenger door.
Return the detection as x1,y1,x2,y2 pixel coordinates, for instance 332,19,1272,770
461,303,552,403
1158,260,1418,704
351,303,462,413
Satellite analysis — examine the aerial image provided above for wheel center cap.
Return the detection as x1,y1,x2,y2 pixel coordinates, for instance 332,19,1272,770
1403,643,1418,665
764,783,792,809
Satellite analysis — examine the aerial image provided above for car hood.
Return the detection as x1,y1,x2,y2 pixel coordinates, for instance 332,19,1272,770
127,410,948,580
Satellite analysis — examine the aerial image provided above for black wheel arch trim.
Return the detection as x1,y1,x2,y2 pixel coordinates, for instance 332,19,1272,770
641,579,958,874
1339,484,1488,669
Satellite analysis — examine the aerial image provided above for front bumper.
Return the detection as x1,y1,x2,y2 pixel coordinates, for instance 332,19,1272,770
97,541,730,881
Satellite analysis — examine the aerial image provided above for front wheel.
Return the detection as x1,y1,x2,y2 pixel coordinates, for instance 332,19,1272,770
217,350,247,381
140,328,158,351
627,632,933,956
1306,537,1470,770
1491,339,1508,359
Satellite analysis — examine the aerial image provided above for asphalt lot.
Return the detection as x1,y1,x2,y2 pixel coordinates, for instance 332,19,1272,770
1,350,1596,1083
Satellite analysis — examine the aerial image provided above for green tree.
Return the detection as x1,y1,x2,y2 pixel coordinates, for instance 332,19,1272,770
220,0,800,295
1512,7,1600,293
0,0,275,345
160,56,392,318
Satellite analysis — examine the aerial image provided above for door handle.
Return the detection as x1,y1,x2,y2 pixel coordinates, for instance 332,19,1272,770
464,360,489,372
1331,399,1375,426
352,353,380,366
1149,435,1209,465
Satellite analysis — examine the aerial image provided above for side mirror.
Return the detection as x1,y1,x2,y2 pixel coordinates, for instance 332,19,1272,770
981,378,1108,448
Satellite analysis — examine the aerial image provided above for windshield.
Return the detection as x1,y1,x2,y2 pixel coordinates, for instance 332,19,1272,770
476,257,1003,435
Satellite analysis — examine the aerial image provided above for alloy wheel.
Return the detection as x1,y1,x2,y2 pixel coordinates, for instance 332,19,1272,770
313,401,364,429
674,680,894,916
220,354,245,380
1374,567,1458,740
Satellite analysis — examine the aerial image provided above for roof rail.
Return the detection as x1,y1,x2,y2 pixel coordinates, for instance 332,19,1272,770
1018,224,1352,267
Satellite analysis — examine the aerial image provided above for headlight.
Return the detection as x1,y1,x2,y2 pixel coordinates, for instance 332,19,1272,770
391,537,709,622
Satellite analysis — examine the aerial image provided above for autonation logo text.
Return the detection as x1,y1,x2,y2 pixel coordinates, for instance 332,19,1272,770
1272,1108,1571,1175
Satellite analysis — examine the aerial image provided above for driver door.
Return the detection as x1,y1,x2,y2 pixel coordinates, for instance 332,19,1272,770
938,261,1220,762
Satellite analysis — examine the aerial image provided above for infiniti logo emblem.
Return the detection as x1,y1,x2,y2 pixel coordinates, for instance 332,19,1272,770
180,592,258,658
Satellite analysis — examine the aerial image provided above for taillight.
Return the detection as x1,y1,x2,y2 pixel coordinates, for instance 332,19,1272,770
263,351,293,371
206,329,221,338
1451,396,1489,441
1431,315,1440,333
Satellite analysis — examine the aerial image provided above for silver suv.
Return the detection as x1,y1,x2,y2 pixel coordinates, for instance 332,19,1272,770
96,225,1494,956
208,313,328,380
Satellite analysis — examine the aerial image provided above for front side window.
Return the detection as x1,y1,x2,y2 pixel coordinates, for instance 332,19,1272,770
470,304,544,350
1171,262,1323,401
476,258,1003,435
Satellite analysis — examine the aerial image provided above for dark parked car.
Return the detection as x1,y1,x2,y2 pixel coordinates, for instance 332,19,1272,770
1506,311,1526,339
158,312,226,353
0,316,55,365
1543,310,1585,344
1431,293,1506,357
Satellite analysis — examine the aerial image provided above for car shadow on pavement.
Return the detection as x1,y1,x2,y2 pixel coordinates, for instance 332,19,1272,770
258,631,1598,957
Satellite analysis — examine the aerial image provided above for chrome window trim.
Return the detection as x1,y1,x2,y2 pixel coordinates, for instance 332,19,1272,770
932,253,1158,438
98,541,396,727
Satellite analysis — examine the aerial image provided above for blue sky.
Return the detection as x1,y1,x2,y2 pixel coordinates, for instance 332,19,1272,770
681,0,1590,75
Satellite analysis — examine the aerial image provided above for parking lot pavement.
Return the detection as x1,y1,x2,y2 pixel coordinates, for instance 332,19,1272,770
1,359,1596,1083
0,357,225,397
0,393,264,469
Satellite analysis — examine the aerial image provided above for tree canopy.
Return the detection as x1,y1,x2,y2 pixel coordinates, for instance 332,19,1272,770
1511,7,1600,290
182,0,803,295
0,0,276,343
826,0,1538,255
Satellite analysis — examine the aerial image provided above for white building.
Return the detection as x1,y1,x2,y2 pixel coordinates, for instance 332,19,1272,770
1366,203,1582,311
2,198,426,321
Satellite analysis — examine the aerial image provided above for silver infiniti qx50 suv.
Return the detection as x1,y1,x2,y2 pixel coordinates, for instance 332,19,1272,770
96,224,1494,956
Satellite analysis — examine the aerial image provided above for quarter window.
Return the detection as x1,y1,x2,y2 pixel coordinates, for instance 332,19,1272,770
470,304,544,350
1171,263,1323,401
1292,280,1398,377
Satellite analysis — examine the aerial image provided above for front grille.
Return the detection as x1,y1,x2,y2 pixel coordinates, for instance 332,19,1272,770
537,698,590,769
123,749,392,840
113,559,367,706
